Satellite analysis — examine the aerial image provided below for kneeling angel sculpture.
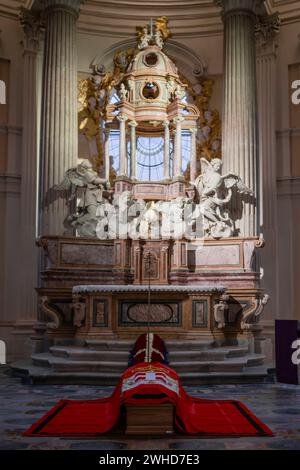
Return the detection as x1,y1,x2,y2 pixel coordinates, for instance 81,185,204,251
47,159,109,237
194,158,253,239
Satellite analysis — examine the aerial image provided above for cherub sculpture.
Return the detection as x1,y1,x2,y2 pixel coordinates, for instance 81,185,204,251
193,158,253,239
118,83,128,101
154,30,164,49
137,26,152,50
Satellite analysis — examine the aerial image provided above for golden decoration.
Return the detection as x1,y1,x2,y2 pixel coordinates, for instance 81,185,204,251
78,48,135,177
78,77,103,172
155,16,172,41
179,74,222,163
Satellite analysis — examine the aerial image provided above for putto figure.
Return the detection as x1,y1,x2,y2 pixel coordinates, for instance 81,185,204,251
194,157,253,239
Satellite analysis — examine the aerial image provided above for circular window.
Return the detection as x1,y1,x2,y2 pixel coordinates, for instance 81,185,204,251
144,53,158,66
142,82,160,100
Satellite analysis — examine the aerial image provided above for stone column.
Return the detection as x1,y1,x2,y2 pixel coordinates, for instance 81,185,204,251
163,120,170,179
173,116,184,178
40,0,83,235
129,120,138,179
104,127,110,182
216,0,263,236
117,114,128,176
190,127,197,181
15,9,43,342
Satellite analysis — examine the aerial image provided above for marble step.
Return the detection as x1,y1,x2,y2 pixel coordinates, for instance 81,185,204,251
10,360,270,385
85,339,215,352
50,346,130,361
31,354,128,373
31,352,264,374
49,345,249,362
85,340,134,351
168,347,249,361
170,355,264,373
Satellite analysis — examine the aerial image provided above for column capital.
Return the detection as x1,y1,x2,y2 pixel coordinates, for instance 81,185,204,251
255,13,280,51
173,116,184,124
128,120,138,128
19,7,44,53
162,119,170,127
42,0,85,17
117,114,129,123
214,0,263,18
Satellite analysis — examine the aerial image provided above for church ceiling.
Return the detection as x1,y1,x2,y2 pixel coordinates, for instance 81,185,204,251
0,0,300,36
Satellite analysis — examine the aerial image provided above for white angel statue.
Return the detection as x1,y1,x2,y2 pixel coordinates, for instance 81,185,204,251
138,26,152,50
193,158,253,239
154,30,164,49
48,159,109,236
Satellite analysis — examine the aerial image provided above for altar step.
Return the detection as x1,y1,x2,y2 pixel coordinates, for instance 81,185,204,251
30,352,264,374
10,339,270,384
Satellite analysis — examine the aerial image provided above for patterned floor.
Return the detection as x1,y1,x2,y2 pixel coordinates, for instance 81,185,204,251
1,368,300,450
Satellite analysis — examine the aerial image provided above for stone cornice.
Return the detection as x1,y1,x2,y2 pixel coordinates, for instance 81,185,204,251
0,0,300,37
73,284,227,294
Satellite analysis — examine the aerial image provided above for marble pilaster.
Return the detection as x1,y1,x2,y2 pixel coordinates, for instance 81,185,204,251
256,14,280,323
17,9,44,332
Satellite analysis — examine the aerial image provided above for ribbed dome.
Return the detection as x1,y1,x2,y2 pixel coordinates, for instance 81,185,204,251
129,45,178,78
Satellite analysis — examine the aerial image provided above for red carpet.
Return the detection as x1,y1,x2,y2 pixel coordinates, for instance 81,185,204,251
24,363,273,438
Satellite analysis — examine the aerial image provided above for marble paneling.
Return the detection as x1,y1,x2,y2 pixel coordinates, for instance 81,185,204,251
60,243,115,266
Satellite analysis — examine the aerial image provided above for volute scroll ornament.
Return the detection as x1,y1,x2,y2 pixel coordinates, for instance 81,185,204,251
39,296,64,330
72,296,86,328
214,294,230,329
240,294,270,330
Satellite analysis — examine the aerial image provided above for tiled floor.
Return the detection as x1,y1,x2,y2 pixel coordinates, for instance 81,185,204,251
1,368,300,450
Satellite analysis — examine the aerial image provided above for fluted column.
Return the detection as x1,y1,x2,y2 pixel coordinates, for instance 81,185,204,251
216,0,262,236
17,10,44,330
190,127,197,181
40,0,83,235
173,116,184,178
129,120,138,179
163,120,170,179
118,114,128,176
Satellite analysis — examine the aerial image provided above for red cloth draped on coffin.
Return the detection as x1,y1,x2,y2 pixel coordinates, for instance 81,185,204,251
23,362,273,437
